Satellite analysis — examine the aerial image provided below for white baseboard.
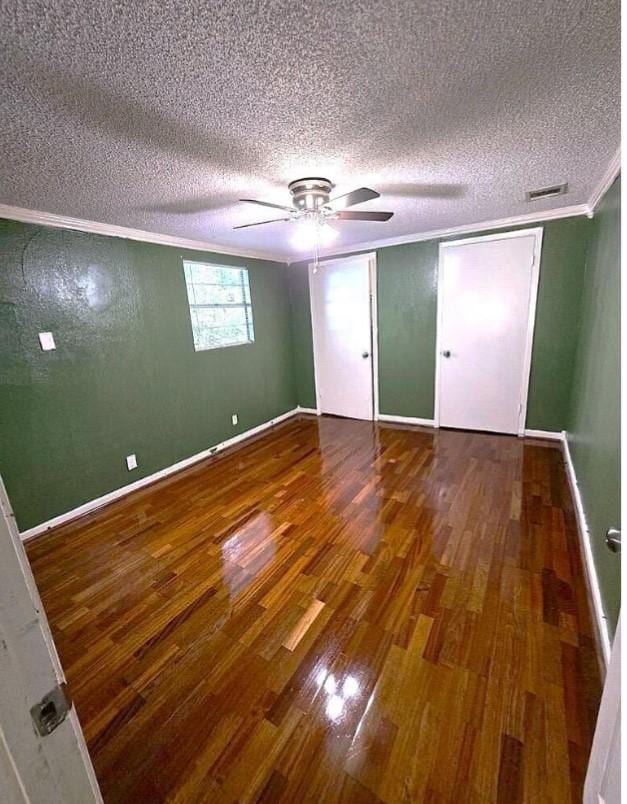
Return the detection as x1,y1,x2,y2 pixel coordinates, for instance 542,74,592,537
377,413,435,427
523,428,565,441
297,406,319,415
20,407,300,542
562,435,611,666
375,422,567,440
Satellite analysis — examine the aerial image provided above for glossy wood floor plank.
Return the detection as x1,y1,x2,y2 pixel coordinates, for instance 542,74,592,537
27,416,601,803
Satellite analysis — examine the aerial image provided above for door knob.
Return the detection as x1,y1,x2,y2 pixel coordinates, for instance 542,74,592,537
442,350,451,358
362,351,370,358
606,527,621,553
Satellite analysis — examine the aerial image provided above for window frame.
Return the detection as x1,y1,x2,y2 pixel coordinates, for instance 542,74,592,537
182,259,255,352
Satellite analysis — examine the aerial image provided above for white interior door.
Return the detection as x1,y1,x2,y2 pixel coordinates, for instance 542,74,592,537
436,229,541,435
310,255,375,420
0,477,101,804
584,614,621,804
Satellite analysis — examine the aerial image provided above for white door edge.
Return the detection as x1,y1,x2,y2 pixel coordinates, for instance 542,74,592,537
369,255,380,420
0,475,102,802
308,252,379,420
434,226,544,435
584,613,621,803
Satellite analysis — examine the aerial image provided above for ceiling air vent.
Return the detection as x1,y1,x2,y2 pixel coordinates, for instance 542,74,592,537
525,183,568,202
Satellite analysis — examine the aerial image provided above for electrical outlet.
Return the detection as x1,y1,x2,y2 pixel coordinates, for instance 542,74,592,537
231,414,238,426
38,332,56,351
126,454,138,471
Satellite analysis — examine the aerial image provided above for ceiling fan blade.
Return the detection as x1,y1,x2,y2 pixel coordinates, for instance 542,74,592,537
233,217,291,230
240,198,294,213
335,210,394,222
326,187,380,211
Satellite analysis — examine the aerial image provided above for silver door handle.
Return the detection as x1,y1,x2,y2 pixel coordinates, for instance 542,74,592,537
442,350,451,358
606,527,621,553
362,351,370,358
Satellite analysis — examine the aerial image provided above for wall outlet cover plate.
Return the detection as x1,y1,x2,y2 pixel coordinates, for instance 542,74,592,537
38,332,56,351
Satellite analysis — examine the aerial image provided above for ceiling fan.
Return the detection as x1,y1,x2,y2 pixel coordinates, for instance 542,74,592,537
234,177,393,248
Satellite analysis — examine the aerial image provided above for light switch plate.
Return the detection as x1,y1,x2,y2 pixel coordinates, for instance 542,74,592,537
38,332,56,351
126,454,138,471
231,414,238,426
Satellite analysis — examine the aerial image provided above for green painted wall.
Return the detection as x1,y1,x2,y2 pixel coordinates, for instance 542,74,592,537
287,261,316,409
0,220,296,531
525,218,592,430
567,177,621,635
288,215,592,428
376,242,439,418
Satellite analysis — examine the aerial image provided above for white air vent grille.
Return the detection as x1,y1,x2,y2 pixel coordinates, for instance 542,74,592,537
525,183,568,202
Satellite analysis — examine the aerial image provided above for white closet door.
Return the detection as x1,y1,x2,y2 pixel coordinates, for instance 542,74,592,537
437,231,540,435
310,256,374,421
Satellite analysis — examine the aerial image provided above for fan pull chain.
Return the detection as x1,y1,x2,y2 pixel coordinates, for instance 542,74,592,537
312,217,321,273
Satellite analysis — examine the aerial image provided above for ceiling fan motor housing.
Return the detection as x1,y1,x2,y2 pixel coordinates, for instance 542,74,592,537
288,177,333,211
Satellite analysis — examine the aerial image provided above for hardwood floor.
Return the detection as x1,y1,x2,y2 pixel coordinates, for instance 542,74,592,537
27,415,601,803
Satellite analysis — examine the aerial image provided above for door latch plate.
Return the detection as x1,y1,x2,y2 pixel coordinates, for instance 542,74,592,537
30,682,71,736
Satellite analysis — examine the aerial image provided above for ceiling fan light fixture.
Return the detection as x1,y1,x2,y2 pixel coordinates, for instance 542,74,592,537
236,178,392,266
291,217,339,250
319,221,339,244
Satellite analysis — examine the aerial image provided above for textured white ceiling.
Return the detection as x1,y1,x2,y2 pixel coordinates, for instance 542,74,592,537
0,0,620,261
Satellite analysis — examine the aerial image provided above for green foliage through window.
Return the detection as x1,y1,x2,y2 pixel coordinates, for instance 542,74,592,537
183,261,255,351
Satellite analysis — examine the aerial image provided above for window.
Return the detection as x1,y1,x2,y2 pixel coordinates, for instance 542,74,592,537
183,261,255,351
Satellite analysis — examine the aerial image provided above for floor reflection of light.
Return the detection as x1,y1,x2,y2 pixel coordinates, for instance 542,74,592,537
323,674,337,694
222,533,244,563
316,417,382,525
315,667,362,723
342,675,359,698
326,694,345,721
220,512,274,599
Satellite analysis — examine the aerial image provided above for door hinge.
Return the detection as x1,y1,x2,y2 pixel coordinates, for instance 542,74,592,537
30,682,72,736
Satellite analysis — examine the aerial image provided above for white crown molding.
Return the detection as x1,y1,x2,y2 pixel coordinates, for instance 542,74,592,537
3,148,620,266
0,203,285,263
587,148,621,215
289,203,591,264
